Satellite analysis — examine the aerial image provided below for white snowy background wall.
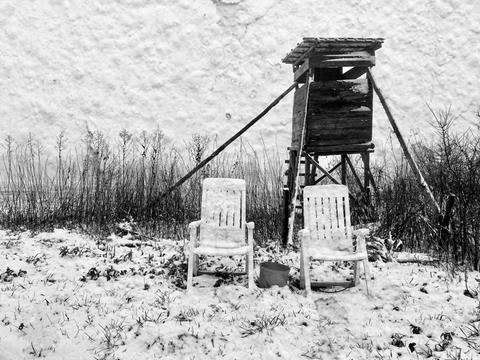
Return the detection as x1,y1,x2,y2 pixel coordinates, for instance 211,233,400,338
0,0,478,157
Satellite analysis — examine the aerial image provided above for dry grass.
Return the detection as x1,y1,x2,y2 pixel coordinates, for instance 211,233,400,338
0,129,283,243
0,107,478,269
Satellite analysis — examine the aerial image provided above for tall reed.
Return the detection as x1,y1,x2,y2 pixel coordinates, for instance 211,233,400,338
0,107,478,270
0,129,283,242
374,108,480,269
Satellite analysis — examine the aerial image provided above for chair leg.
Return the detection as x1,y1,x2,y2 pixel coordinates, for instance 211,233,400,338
302,251,311,296
193,254,199,276
353,261,360,286
187,250,194,291
247,250,254,289
363,259,371,296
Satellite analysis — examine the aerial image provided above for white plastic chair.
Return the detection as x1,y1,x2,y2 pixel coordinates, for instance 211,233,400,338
187,178,254,290
299,184,371,296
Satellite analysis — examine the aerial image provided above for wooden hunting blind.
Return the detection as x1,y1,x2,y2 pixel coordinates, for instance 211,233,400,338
282,37,384,244
164,36,442,249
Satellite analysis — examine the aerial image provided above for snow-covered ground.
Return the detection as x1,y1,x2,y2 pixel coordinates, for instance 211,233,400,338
0,228,479,359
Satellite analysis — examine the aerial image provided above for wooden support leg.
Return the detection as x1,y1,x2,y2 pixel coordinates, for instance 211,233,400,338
311,155,318,184
288,149,298,190
341,155,347,185
362,152,371,206
282,187,290,247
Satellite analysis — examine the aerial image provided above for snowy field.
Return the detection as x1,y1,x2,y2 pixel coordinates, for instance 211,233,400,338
0,228,479,359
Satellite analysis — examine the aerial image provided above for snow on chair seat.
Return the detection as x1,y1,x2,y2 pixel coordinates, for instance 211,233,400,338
192,245,251,257
187,178,254,290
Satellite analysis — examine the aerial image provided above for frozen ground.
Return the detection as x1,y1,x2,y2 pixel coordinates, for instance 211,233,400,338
0,0,479,159
0,228,479,359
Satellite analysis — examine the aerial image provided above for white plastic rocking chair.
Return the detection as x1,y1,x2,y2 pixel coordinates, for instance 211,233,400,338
186,178,254,290
299,184,371,296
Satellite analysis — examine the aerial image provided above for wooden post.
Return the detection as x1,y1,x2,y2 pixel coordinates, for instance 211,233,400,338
341,155,347,185
305,155,311,186
367,68,441,215
282,186,290,246
161,82,298,197
311,155,318,183
362,152,371,205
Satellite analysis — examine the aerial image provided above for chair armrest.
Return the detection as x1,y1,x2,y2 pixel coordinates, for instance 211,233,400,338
299,229,310,239
189,220,201,229
246,222,255,230
353,228,370,238
353,230,368,254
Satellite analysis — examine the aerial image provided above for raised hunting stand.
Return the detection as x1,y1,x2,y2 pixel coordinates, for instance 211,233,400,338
282,38,384,245
162,37,444,247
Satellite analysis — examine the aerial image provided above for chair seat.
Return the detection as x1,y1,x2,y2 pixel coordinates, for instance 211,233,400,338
193,245,251,256
308,248,368,262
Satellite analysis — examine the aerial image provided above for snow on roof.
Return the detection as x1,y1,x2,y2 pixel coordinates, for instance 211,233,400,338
282,37,384,64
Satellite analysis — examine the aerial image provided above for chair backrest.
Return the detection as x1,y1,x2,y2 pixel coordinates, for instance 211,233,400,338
199,178,246,249
303,184,353,252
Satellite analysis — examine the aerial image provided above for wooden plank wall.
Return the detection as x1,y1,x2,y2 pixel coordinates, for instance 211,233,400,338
306,79,373,147
291,83,308,149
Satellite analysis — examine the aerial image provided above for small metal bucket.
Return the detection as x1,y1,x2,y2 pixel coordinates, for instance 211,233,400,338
258,261,290,288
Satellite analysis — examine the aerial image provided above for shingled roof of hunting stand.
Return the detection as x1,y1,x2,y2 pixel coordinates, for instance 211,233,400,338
282,37,384,66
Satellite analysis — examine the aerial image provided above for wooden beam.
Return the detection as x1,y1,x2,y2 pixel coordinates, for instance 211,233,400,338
292,44,317,68
341,155,347,184
161,82,298,197
303,153,340,185
282,187,290,246
367,68,441,215
309,51,375,68
314,162,342,184
362,152,371,205
367,169,378,193
306,143,374,155
342,67,368,79
344,155,365,193
311,155,319,183
294,59,309,83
